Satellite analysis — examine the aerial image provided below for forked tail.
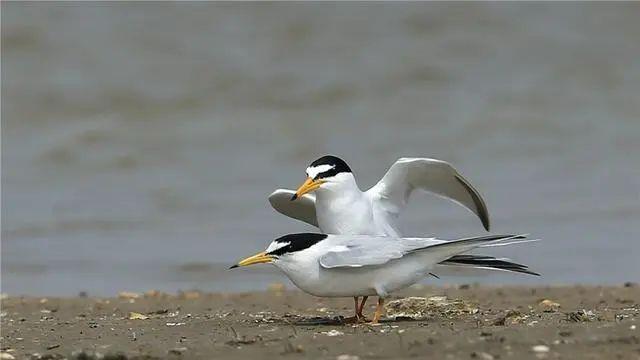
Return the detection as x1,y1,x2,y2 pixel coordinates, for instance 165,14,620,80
441,254,539,276
417,234,540,276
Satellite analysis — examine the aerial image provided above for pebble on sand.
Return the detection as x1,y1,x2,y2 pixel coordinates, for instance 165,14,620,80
471,352,494,360
322,329,344,337
539,299,561,312
168,347,188,355
128,312,149,320
532,345,550,353
336,355,360,360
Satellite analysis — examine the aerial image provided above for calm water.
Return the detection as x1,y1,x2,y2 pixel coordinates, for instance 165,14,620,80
2,3,639,296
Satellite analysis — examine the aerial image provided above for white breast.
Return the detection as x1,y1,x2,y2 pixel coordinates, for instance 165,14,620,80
315,192,384,235
274,248,430,297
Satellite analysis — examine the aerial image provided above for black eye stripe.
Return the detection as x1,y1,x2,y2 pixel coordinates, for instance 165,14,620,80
314,167,340,180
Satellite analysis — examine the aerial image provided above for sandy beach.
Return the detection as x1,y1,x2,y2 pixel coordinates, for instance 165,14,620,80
1,285,638,359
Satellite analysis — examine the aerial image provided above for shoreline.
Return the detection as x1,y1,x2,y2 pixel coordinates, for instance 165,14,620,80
1,285,639,359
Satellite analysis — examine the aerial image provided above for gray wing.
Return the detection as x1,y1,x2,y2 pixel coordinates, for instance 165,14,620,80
319,234,527,269
319,236,441,268
268,189,318,227
366,158,490,231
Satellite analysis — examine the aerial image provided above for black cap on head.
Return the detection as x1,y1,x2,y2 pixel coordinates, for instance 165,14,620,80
267,233,328,256
308,155,352,180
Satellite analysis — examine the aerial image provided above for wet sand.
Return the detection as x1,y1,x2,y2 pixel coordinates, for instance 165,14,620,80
1,285,639,359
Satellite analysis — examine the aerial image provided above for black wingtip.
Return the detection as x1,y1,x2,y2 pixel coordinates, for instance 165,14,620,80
290,193,298,201
526,270,542,276
455,175,490,231
229,264,239,270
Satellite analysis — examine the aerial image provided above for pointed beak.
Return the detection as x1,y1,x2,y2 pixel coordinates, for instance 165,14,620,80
291,177,324,201
229,251,274,269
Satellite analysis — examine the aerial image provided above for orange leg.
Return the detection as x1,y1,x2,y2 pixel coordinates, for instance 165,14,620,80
344,296,370,323
371,297,385,324
356,296,369,322
357,296,369,319
343,296,361,323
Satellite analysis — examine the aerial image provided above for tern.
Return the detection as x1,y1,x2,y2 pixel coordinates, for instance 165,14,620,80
231,233,538,323
269,155,490,236
269,155,510,320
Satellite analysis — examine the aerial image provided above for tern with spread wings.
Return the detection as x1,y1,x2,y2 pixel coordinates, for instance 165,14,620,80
270,155,490,236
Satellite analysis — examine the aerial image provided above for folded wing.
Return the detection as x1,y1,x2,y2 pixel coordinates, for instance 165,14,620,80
319,234,526,269
319,236,439,268
366,158,490,231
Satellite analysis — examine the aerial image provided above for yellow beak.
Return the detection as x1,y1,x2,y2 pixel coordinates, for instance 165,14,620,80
291,177,325,201
229,251,274,269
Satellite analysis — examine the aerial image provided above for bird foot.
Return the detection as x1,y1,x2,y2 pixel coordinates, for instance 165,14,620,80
343,314,369,324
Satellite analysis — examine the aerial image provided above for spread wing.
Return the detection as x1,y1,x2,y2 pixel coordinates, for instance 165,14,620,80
319,234,527,269
268,189,318,227
366,158,490,231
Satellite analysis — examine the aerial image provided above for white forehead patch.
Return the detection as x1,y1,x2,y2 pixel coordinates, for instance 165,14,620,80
306,164,335,178
266,241,289,253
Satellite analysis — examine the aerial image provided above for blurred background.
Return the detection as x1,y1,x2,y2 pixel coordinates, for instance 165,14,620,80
2,3,639,296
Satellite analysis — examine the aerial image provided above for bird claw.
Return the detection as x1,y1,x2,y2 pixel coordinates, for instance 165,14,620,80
343,314,369,324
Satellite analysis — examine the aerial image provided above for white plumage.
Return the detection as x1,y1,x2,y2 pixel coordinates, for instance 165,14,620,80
256,155,535,323
269,157,490,238
236,234,534,298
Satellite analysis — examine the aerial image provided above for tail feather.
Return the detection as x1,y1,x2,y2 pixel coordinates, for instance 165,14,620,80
421,234,540,277
441,254,540,276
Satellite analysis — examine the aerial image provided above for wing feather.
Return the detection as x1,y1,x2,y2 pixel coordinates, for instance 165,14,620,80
319,236,440,268
319,234,527,269
268,189,318,227
367,158,490,231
